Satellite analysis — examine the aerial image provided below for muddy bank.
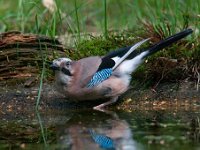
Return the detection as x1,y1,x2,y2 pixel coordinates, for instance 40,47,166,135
119,81,200,109
0,81,199,115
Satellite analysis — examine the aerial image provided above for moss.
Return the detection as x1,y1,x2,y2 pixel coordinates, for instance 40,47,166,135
75,36,115,59
73,30,145,59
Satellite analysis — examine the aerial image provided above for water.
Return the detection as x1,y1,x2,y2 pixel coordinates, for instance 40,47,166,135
0,103,200,150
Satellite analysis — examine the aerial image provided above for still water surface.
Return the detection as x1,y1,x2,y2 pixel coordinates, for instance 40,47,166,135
0,103,200,150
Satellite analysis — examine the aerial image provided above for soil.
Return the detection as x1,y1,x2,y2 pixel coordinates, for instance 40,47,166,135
0,80,199,116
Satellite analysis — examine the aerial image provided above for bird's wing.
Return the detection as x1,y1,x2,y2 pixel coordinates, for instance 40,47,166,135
96,57,115,72
87,39,149,87
97,38,150,72
72,56,102,88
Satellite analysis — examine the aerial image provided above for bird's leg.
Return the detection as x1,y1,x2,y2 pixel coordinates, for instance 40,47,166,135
93,97,118,110
94,108,119,119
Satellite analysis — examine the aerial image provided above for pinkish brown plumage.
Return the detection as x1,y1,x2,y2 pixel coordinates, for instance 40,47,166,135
51,29,193,109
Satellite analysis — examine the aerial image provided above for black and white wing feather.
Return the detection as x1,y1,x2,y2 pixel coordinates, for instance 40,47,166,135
87,39,149,87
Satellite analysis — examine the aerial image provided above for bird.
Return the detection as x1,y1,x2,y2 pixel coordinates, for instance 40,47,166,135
50,29,193,110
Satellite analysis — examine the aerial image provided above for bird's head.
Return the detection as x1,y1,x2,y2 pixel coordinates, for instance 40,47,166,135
50,58,73,85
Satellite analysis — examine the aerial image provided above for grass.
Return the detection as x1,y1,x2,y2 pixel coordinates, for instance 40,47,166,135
0,0,199,57
36,55,46,110
0,0,199,106
36,111,48,147
74,0,81,44
103,0,108,38
0,0,199,36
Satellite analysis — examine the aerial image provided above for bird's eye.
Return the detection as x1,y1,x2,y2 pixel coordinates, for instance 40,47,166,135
65,61,71,67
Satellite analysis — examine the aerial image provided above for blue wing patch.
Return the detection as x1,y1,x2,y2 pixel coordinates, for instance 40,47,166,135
87,68,112,88
89,129,115,149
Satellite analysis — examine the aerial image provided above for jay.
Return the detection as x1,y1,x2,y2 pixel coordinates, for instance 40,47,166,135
51,29,192,110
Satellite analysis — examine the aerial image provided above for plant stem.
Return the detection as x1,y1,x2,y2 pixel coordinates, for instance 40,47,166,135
36,110,48,147
104,0,108,39
35,57,46,110
75,0,81,42
18,0,25,32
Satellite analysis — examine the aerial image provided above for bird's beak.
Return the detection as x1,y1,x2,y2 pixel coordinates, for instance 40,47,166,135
50,63,60,71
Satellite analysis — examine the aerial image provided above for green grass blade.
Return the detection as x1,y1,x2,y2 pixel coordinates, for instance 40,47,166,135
103,0,108,38
75,0,81,43
36,110,48,147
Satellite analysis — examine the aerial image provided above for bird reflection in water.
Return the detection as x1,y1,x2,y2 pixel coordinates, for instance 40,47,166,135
57,110,141,150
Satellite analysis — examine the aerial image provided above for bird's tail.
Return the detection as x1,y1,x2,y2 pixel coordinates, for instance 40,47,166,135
142,28,193,58
105,28,193,60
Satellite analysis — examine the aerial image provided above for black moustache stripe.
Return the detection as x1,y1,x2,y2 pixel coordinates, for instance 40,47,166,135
61,68,72,76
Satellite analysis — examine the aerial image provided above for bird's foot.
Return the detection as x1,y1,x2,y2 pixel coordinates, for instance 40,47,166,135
93,97,118,111
151,88,157,93
93,104,107,112
93,105,118,118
